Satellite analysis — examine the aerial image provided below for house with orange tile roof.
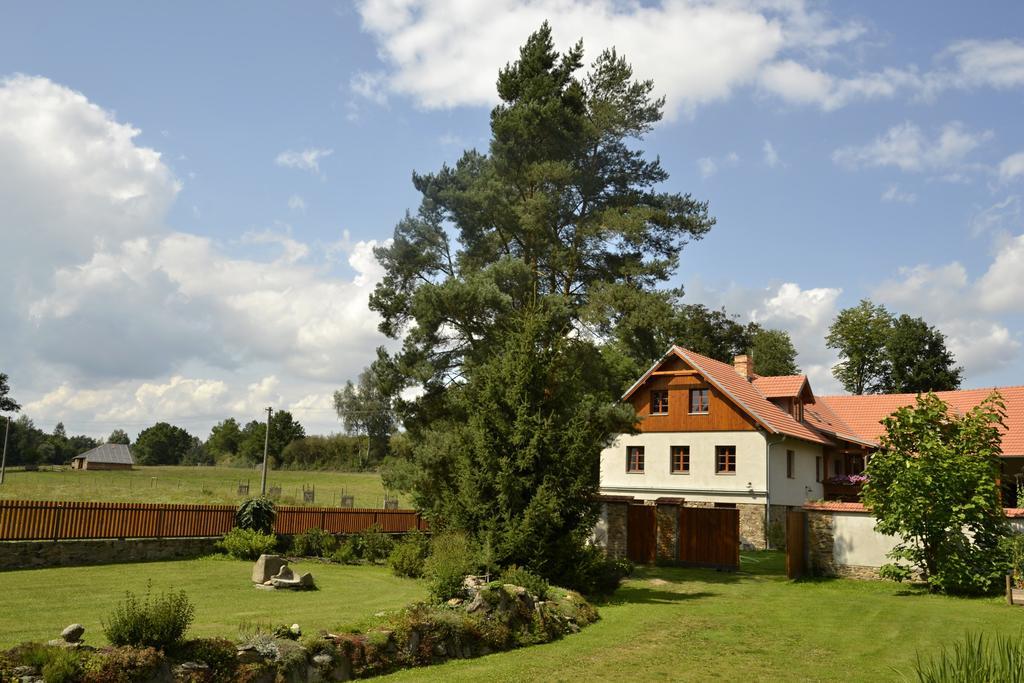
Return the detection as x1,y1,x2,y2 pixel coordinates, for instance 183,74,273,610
599,345,1024,549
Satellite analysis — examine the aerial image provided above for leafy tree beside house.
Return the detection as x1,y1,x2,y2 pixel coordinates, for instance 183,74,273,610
134,422,195,465
862,392,1009,595
751,328,800,376
827,299,961,394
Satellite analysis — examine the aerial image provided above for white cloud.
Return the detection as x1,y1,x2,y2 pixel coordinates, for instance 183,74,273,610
274,147,334,173
697,157,717,178
832,121,992,173
969,196,1021,238
0,75,180,277
977,233,1024,312
287,194,306,211
939,39,1024,91
999,152,1024,182
353,5,1024,117
697,151,738,178
874,253,1024,378
0,75,391,438
350,71,389,106
762,140,780,168
354,0,869,119
881,184,917,204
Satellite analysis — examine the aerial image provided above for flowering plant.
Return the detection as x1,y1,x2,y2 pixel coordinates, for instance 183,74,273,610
827,474,868,485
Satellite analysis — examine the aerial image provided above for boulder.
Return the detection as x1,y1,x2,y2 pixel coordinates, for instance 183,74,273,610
270,566,316,590
252,554,288,584
61,623,85,642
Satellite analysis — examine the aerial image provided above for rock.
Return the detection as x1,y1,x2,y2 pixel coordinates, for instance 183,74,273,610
173,662,209,676
446,597,463,607
236,645,265,664
466,592,488,614
47,638,82,649
290,623,302,637
61,623,85,642
270,569,316,590
252,554,289,584
313,653,333,667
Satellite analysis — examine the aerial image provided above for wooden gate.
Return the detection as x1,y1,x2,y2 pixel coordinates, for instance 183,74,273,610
786,510,807,579
677,506,739,570
626,504,657,564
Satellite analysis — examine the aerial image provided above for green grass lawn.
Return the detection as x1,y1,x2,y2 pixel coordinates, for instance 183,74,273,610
0,466,398,508
379,552,1024,682
0,556,424,647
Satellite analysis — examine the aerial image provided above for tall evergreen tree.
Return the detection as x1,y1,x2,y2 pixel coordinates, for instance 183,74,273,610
368,25,714,584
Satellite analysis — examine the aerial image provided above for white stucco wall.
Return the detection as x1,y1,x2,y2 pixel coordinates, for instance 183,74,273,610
768,438,825,506
599,430,768,503
832,512,900,567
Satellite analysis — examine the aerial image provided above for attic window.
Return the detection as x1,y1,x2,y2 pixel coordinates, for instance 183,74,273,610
650,390,669,415
689,388,709,414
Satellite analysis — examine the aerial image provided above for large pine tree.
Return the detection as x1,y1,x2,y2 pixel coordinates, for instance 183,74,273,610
369,24,714,583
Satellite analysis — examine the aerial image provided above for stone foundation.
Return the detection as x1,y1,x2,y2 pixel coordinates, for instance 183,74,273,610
604,501,629,560
0,537,221,571
655,498,682,562
737,503,766,550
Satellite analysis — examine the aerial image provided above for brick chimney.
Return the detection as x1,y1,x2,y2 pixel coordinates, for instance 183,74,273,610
733,354,753,380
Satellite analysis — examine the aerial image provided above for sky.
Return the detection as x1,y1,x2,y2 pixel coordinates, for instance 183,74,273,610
2,1,1024,439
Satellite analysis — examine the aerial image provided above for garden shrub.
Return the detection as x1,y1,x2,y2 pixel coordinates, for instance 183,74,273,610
563,546,633,595
102,583,195,649
388,530,430,578
331,539,360,565
171,638,238,680
353,524,395,564
235,496,276,534
500,565,549,600
424,531,476,602
218,527,278,561
82,646,165,683
913,632,1024,682
41,647,84,683
291,527,338,558
1004,534,1024,588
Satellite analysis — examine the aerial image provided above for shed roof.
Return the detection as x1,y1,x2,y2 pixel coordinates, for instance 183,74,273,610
75,443,135,465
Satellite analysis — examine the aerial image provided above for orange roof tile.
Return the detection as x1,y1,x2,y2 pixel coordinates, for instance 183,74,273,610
675,348,833,445
818,386,1024,456
752,375,807,398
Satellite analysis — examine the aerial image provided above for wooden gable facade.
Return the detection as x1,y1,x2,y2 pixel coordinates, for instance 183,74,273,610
627,354,757,433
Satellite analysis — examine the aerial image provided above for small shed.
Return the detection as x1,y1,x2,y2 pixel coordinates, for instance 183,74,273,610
71,443,135,471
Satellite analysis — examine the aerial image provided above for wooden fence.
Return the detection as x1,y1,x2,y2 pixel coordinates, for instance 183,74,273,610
0,500,426,542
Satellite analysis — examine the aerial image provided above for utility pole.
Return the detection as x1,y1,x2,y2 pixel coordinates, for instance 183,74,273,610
0,415,9,485
260,406,272,496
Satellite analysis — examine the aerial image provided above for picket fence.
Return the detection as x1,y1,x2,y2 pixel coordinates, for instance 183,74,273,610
0,499,426,541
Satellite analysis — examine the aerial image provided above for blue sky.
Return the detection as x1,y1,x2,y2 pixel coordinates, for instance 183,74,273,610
2,1,1024,437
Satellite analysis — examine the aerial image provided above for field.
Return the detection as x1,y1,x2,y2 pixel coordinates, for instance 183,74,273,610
378,552,1024,682
0,466,400,508
0,557,425,647
4,552,1024,679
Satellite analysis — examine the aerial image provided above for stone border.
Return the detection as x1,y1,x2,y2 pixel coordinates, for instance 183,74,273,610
0,536,221,571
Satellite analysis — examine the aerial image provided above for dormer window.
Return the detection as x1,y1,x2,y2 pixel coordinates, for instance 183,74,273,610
650,390,669,415
792,400,803,421
689,388,709,414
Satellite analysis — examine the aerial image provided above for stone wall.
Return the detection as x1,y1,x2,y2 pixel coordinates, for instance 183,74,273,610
0,536,221,571
604,501,629,560
737,503,766,550
655,498,682,562
804,505,886,580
